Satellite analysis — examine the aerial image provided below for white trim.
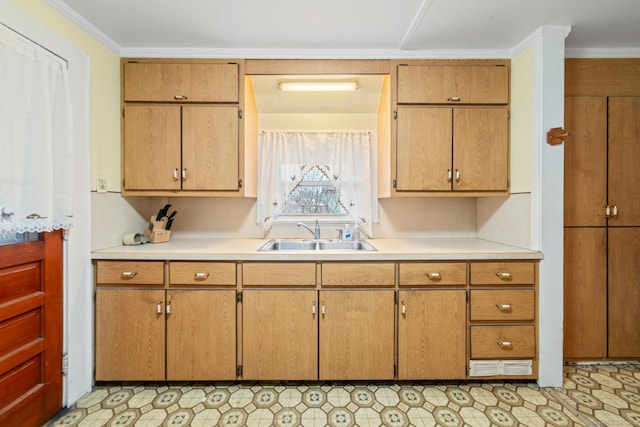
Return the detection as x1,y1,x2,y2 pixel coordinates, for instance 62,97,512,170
511,26,572,57
398,0,436,50
44,0,121,55
566,47,640,58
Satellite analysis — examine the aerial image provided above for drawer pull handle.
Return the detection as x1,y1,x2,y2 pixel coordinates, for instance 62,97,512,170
156,302,163,314
496,272,512,280
121,271,138,279
497,340,513,348
447,96,461,102
174,95,188,100
194,272,210,280
496,304,512,312
426,272,442,281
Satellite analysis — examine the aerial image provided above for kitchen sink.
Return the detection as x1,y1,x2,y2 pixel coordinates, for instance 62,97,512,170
258,239,377,252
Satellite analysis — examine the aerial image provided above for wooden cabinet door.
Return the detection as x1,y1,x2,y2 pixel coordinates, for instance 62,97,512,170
564,97,607,227
166,290,236,380
397,65,509,104
563,228,607,359
396,107,452,191
123,105,181,190
608,228,640,357
319,290,394,380
124,62,239,103
608,97,640,226
453,108,509,191
242,290,318,380
182,106,239,191
95,289,166,380
398,290,466,379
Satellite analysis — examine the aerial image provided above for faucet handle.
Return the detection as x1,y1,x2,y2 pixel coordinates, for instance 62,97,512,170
336,227,344,241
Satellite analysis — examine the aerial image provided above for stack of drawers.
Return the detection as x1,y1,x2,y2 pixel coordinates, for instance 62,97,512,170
468,262,537,377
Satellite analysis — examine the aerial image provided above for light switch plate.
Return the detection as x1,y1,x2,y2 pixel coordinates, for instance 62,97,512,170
97,176,107,193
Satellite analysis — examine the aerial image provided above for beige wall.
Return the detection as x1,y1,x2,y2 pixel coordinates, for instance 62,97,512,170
510,47,533,193
10,0,122,193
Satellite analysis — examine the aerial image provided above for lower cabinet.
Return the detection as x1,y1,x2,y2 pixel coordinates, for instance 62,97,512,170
242,290,318,380
319,290,395,380
397,290,466,379
95,288,236,381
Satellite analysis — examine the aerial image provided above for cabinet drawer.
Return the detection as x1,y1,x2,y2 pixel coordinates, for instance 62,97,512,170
96,261,164,285
470,262,535,285
398,262,466,286
470,325,535,358
469,290,535,321
321,263,395,287
243,263,316,286
170,262,236,286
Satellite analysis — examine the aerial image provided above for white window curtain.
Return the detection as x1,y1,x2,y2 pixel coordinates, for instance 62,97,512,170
258,130,374,237
0,24,74,234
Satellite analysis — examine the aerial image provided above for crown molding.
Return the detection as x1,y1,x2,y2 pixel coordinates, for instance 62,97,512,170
44,0,121,55
510,26,572,57
565,47,640,58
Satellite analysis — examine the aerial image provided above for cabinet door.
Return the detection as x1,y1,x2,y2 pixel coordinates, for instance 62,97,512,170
563,228,607,359
182,106,239,191
242,290,318,380
124,62,239,103
396,107,452,191
398,290,466,380
608,228,640,357
564,97,607,227
453,108,509,191
319,290,394,380
166,290,236,380
123,105,182,190
609,97,640,226
95,289,165,380
397,65,509,105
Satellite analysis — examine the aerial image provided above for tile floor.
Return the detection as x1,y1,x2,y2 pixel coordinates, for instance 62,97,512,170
47,363,640,427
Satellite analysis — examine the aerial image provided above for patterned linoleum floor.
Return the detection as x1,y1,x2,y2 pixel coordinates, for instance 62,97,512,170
47,363,640,427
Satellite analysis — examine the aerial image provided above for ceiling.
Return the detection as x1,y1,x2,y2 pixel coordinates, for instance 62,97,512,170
46,0,640,113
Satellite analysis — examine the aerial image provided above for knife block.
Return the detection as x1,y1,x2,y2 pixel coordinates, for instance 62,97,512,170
145,216,171,243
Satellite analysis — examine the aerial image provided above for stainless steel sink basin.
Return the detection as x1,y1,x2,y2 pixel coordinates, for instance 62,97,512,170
258,239,377,252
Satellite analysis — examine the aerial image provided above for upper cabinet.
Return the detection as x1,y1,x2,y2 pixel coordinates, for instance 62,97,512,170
397,64,509,105
124,62,239,103
381,60,511,197
121,59,257,197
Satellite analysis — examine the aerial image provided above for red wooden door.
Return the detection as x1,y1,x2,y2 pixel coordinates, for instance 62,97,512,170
0,231,63,426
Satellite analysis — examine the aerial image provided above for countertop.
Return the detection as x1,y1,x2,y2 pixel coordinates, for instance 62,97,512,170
91,238,543,261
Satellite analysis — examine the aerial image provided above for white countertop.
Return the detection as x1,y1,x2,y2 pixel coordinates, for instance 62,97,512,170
91,238,543,261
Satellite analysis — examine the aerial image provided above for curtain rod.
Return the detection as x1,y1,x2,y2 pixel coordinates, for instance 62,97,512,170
0,21,68,65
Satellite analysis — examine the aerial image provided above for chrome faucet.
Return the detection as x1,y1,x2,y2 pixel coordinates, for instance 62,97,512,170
297,219,321,240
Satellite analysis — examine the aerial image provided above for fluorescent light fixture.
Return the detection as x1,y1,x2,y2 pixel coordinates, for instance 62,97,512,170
278,80,358,92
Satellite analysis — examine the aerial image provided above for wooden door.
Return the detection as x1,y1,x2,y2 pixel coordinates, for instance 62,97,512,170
319,290,394,380
564,97,608,227
563,228,607,358
0,231,63,427
397,290,466,379
453,108,509,191
123,105,182,191
95,289,166,380
166,290,236,380
608,97,640,226
396,107,452,191
608,228,640,357
242,290,318,380
182,106,239,191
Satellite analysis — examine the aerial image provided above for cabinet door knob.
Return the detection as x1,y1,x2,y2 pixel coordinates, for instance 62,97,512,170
194,272,210,280
612,205,618,218
426,272,442,281
156,302,163,314
173,168,179,181
401,301,406,315
121,271,137,279
455,169,460,183
496,303,512,312
312,302,316,315
166,301,172,314
447,169,453,182
497,340,513,348
496,272,512,281
321,303,326,315
182,169,187,181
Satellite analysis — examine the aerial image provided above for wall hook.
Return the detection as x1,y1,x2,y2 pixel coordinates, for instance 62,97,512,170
547,127,571,145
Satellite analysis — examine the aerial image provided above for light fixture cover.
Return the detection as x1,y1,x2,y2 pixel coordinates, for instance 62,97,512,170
278,80,358,92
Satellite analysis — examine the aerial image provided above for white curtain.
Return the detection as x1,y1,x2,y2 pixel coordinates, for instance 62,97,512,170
258,130,374,237
0,24,74,234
